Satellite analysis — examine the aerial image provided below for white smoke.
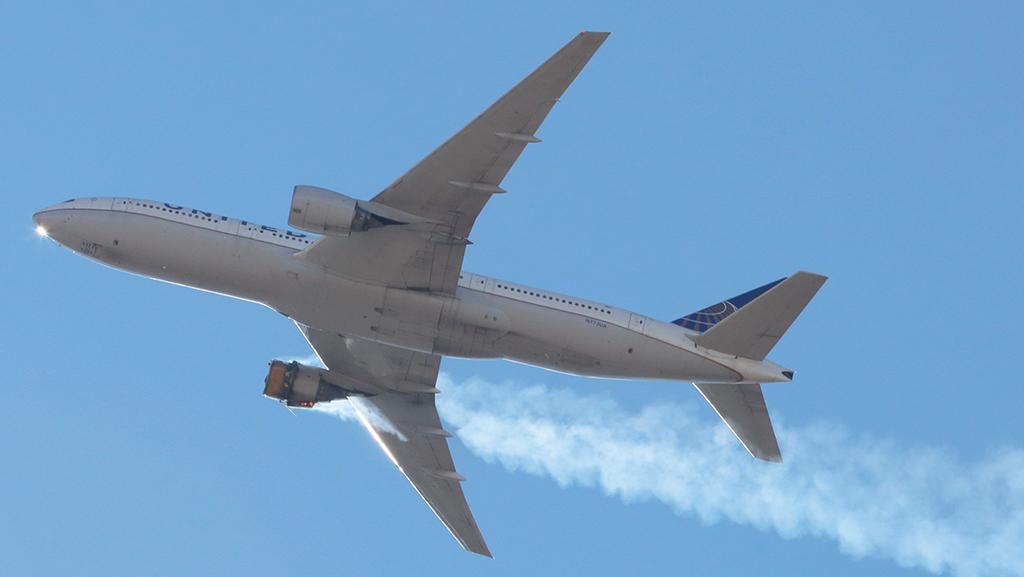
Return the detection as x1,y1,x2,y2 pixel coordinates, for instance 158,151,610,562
308,398,358,421
276,354,406,439
309,397,406,440
277,353,325,367
300,364,1023,576
434,375,1024,577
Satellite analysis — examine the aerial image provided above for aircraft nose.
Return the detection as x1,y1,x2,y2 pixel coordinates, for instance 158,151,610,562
33,204,74,241
33,206,60,237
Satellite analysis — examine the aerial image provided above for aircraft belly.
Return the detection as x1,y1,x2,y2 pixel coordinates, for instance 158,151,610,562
70,211,734,381
80,211,432,353
282,277,454,356
372,287,445,353
75,211,285,303
434,290,509,358
280,273,384,341
481,293,740,381
478,295,630,376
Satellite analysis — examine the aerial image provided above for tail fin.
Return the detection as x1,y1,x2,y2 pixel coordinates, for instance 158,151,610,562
673,278,786,333
693,272,827,360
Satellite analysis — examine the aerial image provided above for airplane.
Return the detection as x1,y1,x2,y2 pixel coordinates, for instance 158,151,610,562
32,31,826,557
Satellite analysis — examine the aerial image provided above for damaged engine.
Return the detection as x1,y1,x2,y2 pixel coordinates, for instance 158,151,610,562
263,360,361,408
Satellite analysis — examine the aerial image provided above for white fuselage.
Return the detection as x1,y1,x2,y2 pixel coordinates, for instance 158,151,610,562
33,197,791,384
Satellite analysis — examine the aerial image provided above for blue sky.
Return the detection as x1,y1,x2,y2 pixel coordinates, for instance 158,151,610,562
3,2,1023,576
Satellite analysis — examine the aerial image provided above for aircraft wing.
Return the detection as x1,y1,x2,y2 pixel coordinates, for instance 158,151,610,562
371,31,609,238
297,32,609,294
297,323,491,557
693,382,782,462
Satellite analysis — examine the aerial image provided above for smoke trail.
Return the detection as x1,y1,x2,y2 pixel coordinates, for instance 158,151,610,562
277,353,325,368
311,398,406,440
435,375,1024,577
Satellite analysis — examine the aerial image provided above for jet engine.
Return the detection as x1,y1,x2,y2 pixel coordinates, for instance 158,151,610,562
288,185,423,237
263,360,357,407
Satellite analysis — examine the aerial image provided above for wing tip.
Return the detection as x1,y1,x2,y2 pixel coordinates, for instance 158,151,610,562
576,31,612,45
470,544,494,558
753,450,784,463
793,270,830,284
458,531,493,558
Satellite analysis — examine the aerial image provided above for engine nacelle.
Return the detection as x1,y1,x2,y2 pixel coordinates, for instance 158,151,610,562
288,185,421,237
263,360,353,408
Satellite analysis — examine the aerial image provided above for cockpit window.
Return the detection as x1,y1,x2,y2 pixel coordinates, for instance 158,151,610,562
63,198,76,203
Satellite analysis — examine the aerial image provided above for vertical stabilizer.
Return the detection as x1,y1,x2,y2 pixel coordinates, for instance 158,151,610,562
694,272,827,361
673,278,785,333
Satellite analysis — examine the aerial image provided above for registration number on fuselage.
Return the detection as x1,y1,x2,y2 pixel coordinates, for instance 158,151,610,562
585,318,608,329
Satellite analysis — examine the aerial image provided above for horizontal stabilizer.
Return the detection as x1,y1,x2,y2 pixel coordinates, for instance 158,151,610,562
694,382,781,462
694,272,827,361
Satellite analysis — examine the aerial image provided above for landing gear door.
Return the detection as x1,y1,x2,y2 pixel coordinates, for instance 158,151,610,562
628,313,647,334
